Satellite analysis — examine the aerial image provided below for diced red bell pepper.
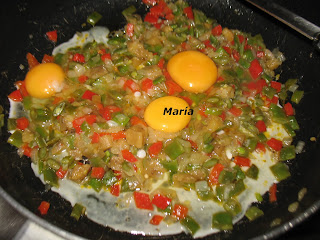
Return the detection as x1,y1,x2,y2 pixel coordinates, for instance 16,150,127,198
141,78,154,92
26,53,39,69
232,50,240,62
110,184,120,197
109,131,126,140
78,75,88,83
249,59,263,79
72,115,97,133
101,53,112,61
91,167,105,179
165,80,183,95
180,96,193,106
222,46,232,55
133,192,154,210
270,81,282,92
72,53,85,63
255,142,266,153
209,163,224,185
46,30,57,42
157,58,165,69
238,34,245,43
98,48,106,55
150,215,164,225
269,183,277,203
22,144,32,157
219,111,226,121
38,201,50,215
148,141,163,158
56,167,67,179
266,138,283,151
212,25,222,36
284,102,294,116
203,40,216,50
91,132,100,143
42,54,54,63
234,156,251,167
123,79,140,92
187,139,198,150
130,116,147,126
99,105,121,121
16,81,29,97
256,50,265,58
229,106,242,117
265,96,279,107
172,204,188,220
126,23,134,38
255,120,267,132
247,79,267,94
151,194,171,210
145,12,159,25
82,90,97,100
198,106,208,118
183,6,194,20
142,0,157,6
16,117,29,130
122,149,137,162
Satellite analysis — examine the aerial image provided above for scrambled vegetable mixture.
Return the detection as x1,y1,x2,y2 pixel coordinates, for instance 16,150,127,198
7,0,303,235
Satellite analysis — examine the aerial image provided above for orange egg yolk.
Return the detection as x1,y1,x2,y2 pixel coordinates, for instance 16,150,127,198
167,50,218,93
144,96,192,133
25,63,65,99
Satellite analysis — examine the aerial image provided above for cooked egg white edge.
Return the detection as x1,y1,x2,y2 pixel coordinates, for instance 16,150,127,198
52,26,110,55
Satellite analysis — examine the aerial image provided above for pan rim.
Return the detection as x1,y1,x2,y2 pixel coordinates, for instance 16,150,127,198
1,185,320,239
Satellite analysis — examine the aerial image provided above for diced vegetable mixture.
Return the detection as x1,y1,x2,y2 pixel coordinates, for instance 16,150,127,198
7,0,302,236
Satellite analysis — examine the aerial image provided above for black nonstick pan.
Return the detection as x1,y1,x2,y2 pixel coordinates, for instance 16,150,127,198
0,0,320,239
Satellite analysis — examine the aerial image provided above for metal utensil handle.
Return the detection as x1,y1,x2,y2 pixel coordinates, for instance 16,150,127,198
245,0,320,51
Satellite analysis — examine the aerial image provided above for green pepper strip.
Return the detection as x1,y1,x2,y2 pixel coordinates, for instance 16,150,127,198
291,90,304,104
280,145,296,161
212,211,233,230
87,12,102,26
164,139,185,160
8,131,23,148
180,216,200,235
43,168,59,187
270,162,291,181
245,206,264,221
71,203,86,221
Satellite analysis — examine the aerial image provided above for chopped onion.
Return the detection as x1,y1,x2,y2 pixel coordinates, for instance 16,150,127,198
288,84,299,93
195,180,210,192
107,120,119,127
295,141,305,154
74,63,86,76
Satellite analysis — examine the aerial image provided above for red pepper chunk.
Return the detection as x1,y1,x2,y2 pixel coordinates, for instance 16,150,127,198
101,53,112,61
256,50,265,58
26,53,39,69
144,12,159,25
130,116,147,126
72,115,97,133
179,96,193,106
16,117,29,130
141,78,154,92
16,81,29,98
284,102,294,116
8,90,23,102
91,132,100,143
82,90,97,100
150,215,164,225
91,167,105,179
38,201,50,215
165,80,183,95
42,54,54,63
46,30,57,42
122,149,137,162
157,58,165,69
247,79,267,94
110,184,120,197
56,167,67,179
269,183,277,203
267,138,283,151
270,81,282,92
73,53,85,63
126,23,134,38
229,106,242,117
142,0,157,6
109,131,126,140
78,75,88,83
172,204,188,220
255,120,267,132
232,50,240,62
151,194,171,210
209,163,224,185
183,6,194,20
133,192,154,210
148,141,163,158
249,59,263,79
22,144,32,157
234,156,251,167
123,79,140,92
255,142,266,153
212,25,222,36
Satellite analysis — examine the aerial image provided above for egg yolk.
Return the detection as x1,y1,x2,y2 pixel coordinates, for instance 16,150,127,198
144,96,192,133
25,63,65,99
167,50,218,93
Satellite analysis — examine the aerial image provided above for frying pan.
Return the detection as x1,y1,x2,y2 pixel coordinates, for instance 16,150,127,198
0,0,320,239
